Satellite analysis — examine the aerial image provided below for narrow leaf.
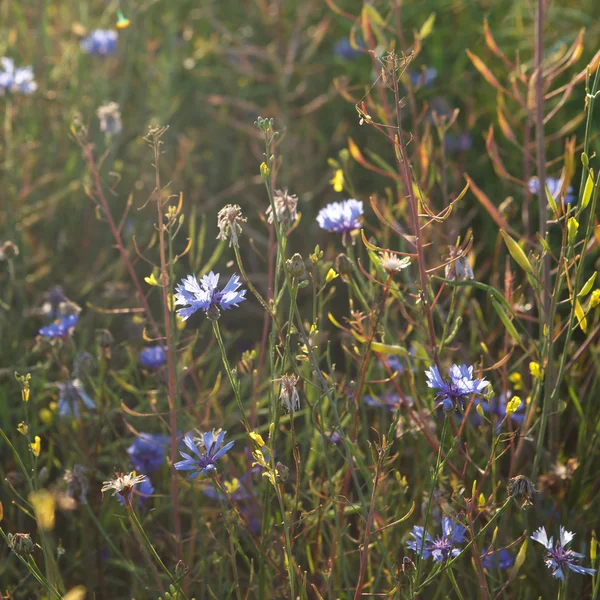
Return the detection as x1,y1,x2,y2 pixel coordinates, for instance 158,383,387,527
574,299,588,333
500,230,533,274
418,13,436,39
581,170,594,210
491,296,523,348
578,272,597,297
466,49,506,93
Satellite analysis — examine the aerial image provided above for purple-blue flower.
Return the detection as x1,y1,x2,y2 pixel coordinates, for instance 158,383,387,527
117,476,154,508
531,526,596,581
174,432,234,479
444,133,472,153
425,364,488,412
57,379,96,419
39,314,79,339
139,346,166,370
363,394,401,412
528,177,576,205
381,355,405,374
334,38,363,60
127,433,169,473
481,548,514,571
80,30,118,56
317,199,363,234
409,67,438,88
0,57,37,96
174,272,246,320
407,516,466,562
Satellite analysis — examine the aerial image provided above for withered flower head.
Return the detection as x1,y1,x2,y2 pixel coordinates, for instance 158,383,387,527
217,204,247,247
508,475,536,508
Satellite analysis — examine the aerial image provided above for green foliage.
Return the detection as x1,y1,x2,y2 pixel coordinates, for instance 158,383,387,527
1,1,600,599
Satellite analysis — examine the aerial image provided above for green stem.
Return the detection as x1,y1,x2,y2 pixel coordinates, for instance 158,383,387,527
414,416,449,590
128,505,188,598
0,528,61,599
212,319,250,430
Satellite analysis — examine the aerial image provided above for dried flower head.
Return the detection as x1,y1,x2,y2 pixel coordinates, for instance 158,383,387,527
379,252,411,275
508,475,536,508
279,374,300,412
217,204,247,247
8,532,35,555
101,472,147,507
266,188,298,225
64,465,90,504
445,247,474,281
0,240,19,260
97,102,122,135
538,458,579,498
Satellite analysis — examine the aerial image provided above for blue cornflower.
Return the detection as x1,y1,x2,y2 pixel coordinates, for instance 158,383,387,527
174,271,246,320
407,516,466,562
444,133,473,153
39,314,79,339
334,38,363,60
174,431,234,479
127,433,169,473
363,393,401,412
317,199,363,234
116,476,154,508
425,364,488,412
479,392,525,428
139,346,166,370
531,526,596,581
481,548,514,571
80,30,118,56
57,379,96,419
381,355,405,374
0,57,37,96
528,177,576,205
409,67,438,88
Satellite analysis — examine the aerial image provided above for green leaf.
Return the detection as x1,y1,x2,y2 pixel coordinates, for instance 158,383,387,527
509,538,528,580
491,296,525,349
581,169,594,210
578,272,597,297
500,230,533,274
419,13,436,39
545,184,558,215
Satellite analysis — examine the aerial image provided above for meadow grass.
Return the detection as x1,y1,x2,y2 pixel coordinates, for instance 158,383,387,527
1,1,600,598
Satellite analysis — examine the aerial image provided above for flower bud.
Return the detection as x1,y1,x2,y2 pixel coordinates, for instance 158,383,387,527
175,560,189,579
567,217,579,246
260,162,270,179
8,533,35,555
206,304,221,321
286,253,306,278
335,253,354,276
275,462,289,482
